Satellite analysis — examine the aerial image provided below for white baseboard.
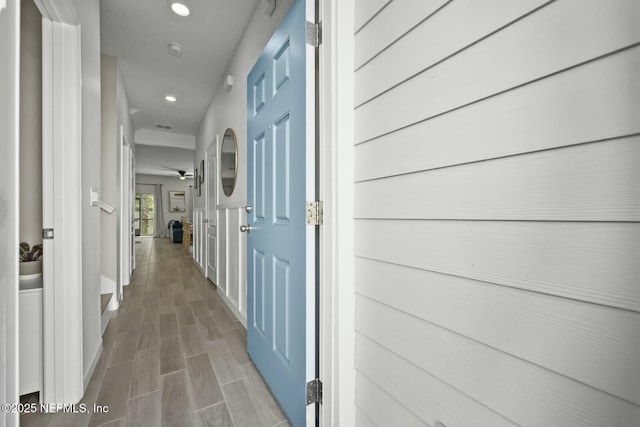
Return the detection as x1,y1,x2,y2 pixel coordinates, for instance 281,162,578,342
217,288,247,328
192,258,205,276
100,275,119,310
101,304,112,335
83,340,102,390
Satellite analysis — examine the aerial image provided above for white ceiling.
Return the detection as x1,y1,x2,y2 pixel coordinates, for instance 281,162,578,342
134,144,196,178
100,0,260,176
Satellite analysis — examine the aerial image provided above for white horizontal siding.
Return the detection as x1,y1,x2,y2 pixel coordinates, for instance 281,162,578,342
352,0,640,425
354,0,391,34
355,0,640,143
356,373,428,427
356,335,517,427
357,299,640,426
356,136,640,221
355,409,378,427
356,220,640,311
354,0,552,106
356,257,640,406
354,0,448,69
355,47,640,181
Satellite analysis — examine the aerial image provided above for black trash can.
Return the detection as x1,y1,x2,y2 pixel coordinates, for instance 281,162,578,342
168,220,183,243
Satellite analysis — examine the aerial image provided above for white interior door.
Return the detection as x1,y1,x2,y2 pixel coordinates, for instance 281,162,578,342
41,14,84,405
206,143,217,283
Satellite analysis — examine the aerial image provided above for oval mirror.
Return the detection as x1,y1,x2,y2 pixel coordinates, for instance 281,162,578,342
220,128,238,196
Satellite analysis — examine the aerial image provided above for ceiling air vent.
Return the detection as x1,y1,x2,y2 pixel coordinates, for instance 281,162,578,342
155,123,173,130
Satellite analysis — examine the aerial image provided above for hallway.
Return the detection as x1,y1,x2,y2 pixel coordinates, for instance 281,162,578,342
22,238,289,427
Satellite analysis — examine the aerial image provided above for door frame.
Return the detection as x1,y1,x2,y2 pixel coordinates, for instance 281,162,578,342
118,127,132,296
317,0,357,425
304,0,319,425
205,139,218,283
0,0,21,424
130,149,136,272
38,0,85,405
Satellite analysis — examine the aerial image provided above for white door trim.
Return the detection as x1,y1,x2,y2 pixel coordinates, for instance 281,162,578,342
131,149,136,273
0,0,21,425
41,14,84,404
305,0,319,425
206,139,218,283
119,128,131,292
318,0,356,425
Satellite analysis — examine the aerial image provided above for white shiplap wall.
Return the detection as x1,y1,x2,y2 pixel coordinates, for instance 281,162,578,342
352,0,640,426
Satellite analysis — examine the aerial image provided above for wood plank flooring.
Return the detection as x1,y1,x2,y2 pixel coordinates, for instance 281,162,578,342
21,237,290,427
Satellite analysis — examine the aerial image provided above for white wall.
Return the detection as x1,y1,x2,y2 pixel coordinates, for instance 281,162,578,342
117,63,134,146
100,54,117,283
19,0,42,248
101,55,134,285
71,0,102,384
195,0,295,209
351,1,640,426
135,174,194,235
195,0,294,321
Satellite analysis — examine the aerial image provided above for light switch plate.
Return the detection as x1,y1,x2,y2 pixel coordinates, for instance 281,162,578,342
90,188,99,206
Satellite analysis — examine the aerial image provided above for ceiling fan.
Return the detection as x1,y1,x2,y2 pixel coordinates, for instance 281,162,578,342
177,170,193,180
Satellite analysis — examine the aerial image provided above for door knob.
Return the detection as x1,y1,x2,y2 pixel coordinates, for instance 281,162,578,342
203,219,209,223
240,225,252,233
245,205,253,213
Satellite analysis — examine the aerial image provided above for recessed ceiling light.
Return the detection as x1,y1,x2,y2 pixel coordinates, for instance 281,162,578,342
165,95,177,102
170,2,190,17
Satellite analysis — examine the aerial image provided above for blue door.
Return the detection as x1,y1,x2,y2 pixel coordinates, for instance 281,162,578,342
246,1,313,426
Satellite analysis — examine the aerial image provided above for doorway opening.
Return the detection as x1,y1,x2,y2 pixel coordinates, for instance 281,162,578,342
134,193,155,236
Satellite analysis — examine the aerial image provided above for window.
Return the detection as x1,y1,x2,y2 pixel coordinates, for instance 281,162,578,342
135,193,155,236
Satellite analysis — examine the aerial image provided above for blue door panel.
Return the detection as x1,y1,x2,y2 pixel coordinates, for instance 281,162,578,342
274,113,291,225
273,256,291,363
252,133,266,222
253,249,266,336
247,1,307,426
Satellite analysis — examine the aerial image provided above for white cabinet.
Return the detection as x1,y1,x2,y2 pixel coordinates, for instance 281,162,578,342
19,276,43,396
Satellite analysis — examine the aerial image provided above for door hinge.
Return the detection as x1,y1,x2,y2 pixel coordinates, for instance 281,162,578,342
42,228,54,239
306,378,323,405
306,201,323,225
306,21,322,47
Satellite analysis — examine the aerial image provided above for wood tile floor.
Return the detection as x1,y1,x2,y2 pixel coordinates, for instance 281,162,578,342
21,237,290,427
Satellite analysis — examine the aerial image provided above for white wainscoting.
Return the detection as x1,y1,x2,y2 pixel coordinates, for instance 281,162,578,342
217,202,247,324
193,208,206,273
206,213,217,285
